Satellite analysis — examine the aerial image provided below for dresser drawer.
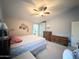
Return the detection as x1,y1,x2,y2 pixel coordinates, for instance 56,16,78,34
43,31,52,41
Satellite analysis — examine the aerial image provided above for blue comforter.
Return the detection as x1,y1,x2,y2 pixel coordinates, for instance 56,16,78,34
11,39,46,58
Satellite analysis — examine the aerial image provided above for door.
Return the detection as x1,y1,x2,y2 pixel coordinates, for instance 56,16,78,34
71,22,79,48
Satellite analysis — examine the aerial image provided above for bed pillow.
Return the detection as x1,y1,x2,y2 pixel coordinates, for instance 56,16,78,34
63,49,75,59
10,35,22,44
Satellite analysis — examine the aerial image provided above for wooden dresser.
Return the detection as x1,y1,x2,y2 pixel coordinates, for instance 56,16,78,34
43,31,68,46
43,31,52,41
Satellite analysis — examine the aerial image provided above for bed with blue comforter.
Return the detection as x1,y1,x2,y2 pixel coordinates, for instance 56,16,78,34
11,35,46,59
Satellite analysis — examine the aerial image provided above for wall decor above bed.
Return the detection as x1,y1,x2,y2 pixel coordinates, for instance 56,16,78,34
19,24,29,32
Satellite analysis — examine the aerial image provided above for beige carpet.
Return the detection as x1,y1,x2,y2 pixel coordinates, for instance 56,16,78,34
36,41,67,59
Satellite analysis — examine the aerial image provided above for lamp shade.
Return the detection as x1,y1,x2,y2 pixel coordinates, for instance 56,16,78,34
0,22,8,37
0,23,8,29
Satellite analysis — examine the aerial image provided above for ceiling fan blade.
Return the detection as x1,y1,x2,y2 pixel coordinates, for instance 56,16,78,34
44,12,50,14
44,6,47,11
33,9,38,11
39,6,47,11
39,6,43,11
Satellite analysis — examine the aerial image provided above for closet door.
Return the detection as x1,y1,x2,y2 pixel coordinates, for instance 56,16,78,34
71,22,79,48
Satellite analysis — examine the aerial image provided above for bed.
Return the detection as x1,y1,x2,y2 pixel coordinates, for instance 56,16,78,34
11,35,46,59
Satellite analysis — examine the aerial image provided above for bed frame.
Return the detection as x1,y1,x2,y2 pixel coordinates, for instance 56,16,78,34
43,31,68,46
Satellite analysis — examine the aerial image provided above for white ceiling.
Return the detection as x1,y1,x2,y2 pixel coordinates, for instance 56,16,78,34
1,0,79,23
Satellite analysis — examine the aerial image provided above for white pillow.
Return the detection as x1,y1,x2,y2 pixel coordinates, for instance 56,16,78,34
0,23,8,29
63,49,75,59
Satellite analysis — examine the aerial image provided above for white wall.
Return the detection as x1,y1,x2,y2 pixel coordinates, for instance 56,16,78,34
4,17,33,36
46,17,71,37
46,6,79,41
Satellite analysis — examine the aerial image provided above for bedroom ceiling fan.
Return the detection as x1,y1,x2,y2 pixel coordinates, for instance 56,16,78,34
33,5,50,16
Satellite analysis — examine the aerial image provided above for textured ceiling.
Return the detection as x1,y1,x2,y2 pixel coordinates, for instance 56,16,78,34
1,0,79,23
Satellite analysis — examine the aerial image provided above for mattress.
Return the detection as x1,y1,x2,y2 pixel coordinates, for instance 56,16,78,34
11,35,46,58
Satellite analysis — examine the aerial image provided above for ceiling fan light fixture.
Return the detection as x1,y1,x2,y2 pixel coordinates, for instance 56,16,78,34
39,11,44,16
33,9,38,11
44,6,47,11
39,6,47,11
32,4,50,16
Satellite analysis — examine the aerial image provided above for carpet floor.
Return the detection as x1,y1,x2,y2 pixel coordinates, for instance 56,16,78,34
36,41,67,59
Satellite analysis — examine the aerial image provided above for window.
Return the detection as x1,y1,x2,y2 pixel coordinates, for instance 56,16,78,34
32,24,39,35
32,21,46,37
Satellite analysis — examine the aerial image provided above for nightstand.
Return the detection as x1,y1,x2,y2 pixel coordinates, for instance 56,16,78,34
0,36,10,59
43,31,52,41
